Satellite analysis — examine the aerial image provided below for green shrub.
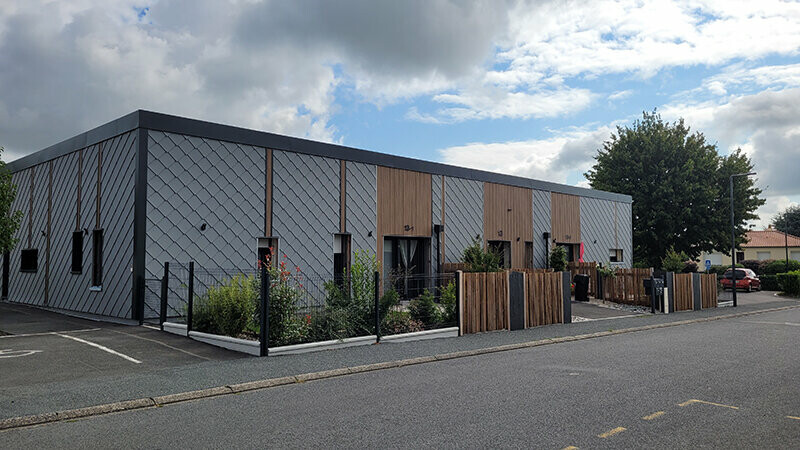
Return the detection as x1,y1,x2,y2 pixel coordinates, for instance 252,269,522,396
462,237,502,272
440,281,457,325
740,259,773,275
408,289,441,328
193,274,258,337
661,247,688,272
549,246,567,272
381,310,423,335
763,259,800,275
777,271,800,296
759,274,780,291
597,265,616,278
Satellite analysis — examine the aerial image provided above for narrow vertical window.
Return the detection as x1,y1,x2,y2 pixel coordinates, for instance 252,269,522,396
524,241,533,268
92,229,103,287
333,234,351,287
72,231,84,273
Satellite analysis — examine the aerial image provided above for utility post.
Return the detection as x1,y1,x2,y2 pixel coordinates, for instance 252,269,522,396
730,172,756,308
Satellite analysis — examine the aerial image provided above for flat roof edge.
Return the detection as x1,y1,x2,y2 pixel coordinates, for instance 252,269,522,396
6,109,633,204
6,111,140,173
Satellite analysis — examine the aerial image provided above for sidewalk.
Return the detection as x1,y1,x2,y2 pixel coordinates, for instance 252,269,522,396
2,297,797,421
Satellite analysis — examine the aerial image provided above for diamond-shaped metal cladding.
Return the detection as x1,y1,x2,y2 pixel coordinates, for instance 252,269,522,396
146,131,266,280
272,150,339,280
532,189,551,268
346,161,377,259
444,177,484,264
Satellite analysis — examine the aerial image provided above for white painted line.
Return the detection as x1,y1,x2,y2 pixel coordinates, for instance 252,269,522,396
742,321,800,327
0,328,101,339
109,329,211,361
56,333,142,364
0,349,42,358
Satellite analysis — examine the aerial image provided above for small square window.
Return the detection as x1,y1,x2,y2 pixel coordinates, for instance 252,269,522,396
20,249,38,273
72,231,84,274
609,249,623,263
92,229,103,287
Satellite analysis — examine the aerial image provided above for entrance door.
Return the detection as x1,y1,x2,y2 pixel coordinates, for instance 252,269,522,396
383,237,429,299
487,240,511,269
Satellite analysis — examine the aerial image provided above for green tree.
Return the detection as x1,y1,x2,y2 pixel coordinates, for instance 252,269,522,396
585,111,764,268
0,147,22,253
549,246,567,272
773,205,800,238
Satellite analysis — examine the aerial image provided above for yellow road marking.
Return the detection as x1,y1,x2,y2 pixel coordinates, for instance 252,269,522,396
787,416,800,420
678,399,739,410
562,446,579,450
642,411,665,420
597,427,626,438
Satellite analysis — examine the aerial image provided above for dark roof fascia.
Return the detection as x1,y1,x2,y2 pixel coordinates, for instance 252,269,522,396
6,111,140,173
9,109,633,203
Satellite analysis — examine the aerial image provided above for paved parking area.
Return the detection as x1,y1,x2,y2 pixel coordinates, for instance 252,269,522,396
0,302,245,390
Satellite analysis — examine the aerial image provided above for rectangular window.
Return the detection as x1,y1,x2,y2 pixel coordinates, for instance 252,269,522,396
736,251,745,263
609,249,623,263
791,251,800,262
72,231,84,273
92,229,103,287
756,251,771,261
21,249,38,273
488,240,511,269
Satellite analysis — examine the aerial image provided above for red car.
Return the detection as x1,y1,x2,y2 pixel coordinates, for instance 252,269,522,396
720,268,761,292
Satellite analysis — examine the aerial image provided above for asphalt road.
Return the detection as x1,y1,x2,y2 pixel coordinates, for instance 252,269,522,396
3,305,799,448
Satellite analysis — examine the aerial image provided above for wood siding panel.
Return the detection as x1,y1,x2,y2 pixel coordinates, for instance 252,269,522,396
376,166,432,261
483,182,533,269
551,192,580,243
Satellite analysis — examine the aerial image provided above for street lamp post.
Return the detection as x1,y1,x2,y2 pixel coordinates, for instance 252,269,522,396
786,228,790,273
730,172,756,308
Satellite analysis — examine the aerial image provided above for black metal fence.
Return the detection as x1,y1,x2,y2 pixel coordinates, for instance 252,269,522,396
156,261,459,355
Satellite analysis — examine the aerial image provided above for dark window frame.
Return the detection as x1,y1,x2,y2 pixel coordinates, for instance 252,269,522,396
92,229,103,287
609,248,623,263
20,248,38,273
72,231,84,274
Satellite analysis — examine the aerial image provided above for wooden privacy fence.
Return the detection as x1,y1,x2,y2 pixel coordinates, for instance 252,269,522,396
442,262,469,273
525,271,564,327
568,262,597,296
700,273,718,308
601,268,653,306
515,268,555,274
461,272,509,334
673,273,694,311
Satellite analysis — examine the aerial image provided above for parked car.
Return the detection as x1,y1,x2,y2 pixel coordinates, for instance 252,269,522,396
720,268,761,292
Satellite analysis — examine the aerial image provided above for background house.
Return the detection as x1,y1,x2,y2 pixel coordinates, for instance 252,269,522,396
699,227,800,268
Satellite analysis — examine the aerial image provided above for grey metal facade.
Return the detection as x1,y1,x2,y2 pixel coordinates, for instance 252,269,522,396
444,176,484,264
272,150,339,279
345,161,377,260
3,110,632,322
532,189,551,268
145,131,265,278
5,132,136,318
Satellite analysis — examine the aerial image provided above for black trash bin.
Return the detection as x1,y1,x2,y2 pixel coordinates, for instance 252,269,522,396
574,274,590,302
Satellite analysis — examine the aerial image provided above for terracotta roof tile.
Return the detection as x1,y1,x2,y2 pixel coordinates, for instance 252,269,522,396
743,230,800,248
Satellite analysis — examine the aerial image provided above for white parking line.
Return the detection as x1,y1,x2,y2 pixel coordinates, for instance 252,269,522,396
742,321,800,327
0,328,101,339
55,333,142,364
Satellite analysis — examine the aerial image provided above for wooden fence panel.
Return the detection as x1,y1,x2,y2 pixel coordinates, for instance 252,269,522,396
701,273,718,308
525,271,563,327
673,273,693,311
568,262,597,297
462,272,509,334
601,268,653,306
443,262,469,273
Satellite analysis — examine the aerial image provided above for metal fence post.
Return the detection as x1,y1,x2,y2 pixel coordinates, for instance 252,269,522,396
186,261,194,334
455,270,462,336
509,271,525,331
260,262,269,356
374,271,381,343
160,262,169,330
649,275,656,314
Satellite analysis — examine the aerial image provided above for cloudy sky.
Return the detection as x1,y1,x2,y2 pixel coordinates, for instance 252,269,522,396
1,0,799,227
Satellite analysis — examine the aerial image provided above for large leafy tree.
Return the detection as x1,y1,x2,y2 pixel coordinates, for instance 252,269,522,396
585,111,764,268
772,205,800,238
0,146,23,254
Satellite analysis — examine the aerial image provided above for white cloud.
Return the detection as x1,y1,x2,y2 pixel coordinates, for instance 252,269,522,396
438,126,612,183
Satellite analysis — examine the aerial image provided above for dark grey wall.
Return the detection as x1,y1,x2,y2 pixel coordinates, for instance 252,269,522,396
345,161,377,261
272,150,339,279
532,189,551,268
444,176,483,264
5,132,136,319
145,131,266,278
